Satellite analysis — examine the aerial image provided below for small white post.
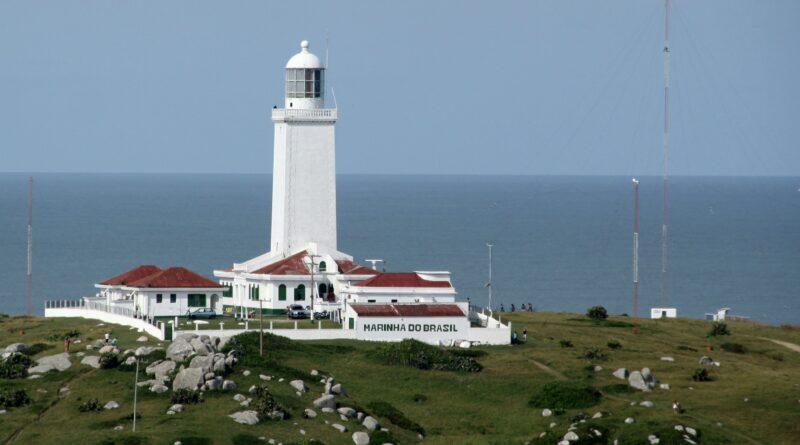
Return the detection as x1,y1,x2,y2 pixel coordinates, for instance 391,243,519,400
318,321,322,330
174,316,178,326
294,320,298,330
269,321,273,330
219,322,224,331
195,323,199,332
245,321,249,330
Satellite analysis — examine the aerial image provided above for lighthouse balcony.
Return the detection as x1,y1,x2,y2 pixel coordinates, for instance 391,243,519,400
272,108,337,123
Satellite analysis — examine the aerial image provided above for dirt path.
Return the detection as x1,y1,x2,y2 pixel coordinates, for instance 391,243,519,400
759,337,800,353
530,358,567,380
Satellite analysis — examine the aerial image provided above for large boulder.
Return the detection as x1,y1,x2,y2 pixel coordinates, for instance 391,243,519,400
289,380,307,393
313,395,336,410
190,338,213,356
151,383,169,394
222,380,237,391
98,345,117,354
628,371,651,392
352,431,370,445
362,415,380,431
612,368,629,380
104,401,120,410
212,353,227,373
331,383,346,396
229,410,259,425
29,353,71,373
5,343,28,353
80,356,101,369
135,346,159,357
172,367,205,391
146,360,176,380
166,339,195,361
137,336,149,342
188,355,214,373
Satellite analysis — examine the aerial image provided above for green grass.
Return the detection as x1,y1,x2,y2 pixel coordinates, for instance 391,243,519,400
1,313,799,444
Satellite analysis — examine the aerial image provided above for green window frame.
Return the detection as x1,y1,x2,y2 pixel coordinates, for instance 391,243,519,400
294,284,305,301
223,285,232,297
278,284,287,301
188,294,206,307
250,285,260,301
348,318,354,329
319,261,326,272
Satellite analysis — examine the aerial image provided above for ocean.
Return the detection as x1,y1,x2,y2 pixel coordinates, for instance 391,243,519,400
0,173,798,324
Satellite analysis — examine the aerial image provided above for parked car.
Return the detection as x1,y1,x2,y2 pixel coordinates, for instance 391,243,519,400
287,304,311,319
187,308,217,319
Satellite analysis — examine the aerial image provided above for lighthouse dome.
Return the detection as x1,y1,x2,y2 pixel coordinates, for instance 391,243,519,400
286,40,323,69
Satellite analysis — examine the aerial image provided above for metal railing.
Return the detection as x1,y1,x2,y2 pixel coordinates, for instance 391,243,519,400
44,298,160,328
271,108,337,121
44,299,86,309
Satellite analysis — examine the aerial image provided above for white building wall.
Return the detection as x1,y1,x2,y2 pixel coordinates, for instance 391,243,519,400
352,316,470,344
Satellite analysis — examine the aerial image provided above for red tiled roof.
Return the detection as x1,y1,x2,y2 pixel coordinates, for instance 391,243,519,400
99,265,162,286
355,273,452,288
350,304,464,317
336,259,378,275
127,267,223,289
252,250,310,275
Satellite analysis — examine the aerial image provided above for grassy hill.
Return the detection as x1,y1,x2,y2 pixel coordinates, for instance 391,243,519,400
1,312,798,445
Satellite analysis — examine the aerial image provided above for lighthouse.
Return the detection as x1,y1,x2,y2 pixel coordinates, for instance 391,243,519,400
270,40,338,254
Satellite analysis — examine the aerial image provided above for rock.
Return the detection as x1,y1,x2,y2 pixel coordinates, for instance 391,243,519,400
190,338,213,356
289,380,307,393
248,385,257,394
169,404,184,413
592,412,603,419
135,346,156,356
151,383,169,393
640,401,654,408
304,408,317,419
322,407,335,413
98,345,116,354
234,394,247,402
124,356,137,366
5,343,28,353
137,336,149,342
222,380,237,391
205,377,223,390
685,427,697,437
628,370,655,392
362,415,380,431
542,409,553,417
558,441,570,445
80,355,101,369
147,360,177,380
331,383,346,395
242,369,251,377
188,355,214,373
352,431,370,445
625,417,635,424
674,425,684,432
167,339,195,361
661,356,674,362
660,383,671,390
29,353,72,373
173,368,204,391
311,369,319,376
699,356,714,366
332,423,347,433
613,368,628,380
648,434,660,444
104,401,120,410
564,431,579,442
229,410,259,425
549,422,557,428
594,365,603,372
338,407,356,418
259,374,270,381
166,410,176,415
314,395,336,409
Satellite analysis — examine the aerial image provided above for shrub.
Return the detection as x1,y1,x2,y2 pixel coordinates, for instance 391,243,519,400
0,388,31,408
559,339,574,348
708,322,730,337
601,383,634,394
46,330,80,342
607,339,622,349
367,400,426,436
231,434,261,445
582,347,608,361
0,353,33,379
21,343,53,356
528,381,602,409
692,368,711,382
252,385,286,420
586,306,608,320
171,389,203,405
413,393,428,403
369,339,482,372
720,342,746,354
99,352,120,369
79,398,103,412
370,430,398,443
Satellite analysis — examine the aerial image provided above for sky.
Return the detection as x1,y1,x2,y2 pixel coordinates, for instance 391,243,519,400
1,1,798,176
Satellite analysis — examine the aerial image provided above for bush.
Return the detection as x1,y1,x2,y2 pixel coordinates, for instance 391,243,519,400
252,385,286,420
99,352,120,369
720,342,746,354
0,353,33,379
79,398,103,412
692,368,711,382
46,330,80,342
559,339,573,348
607,339,622,349
0,388,31,409
369,339,482,372
708,322,730,337
413,393,428,403
528,381,602,409
586,306,608,320
601,383,634,394
370,430,398,444
231,434,261,445
367,400,426,436
582,347,608,361
171,389,203,405
21,343,53,356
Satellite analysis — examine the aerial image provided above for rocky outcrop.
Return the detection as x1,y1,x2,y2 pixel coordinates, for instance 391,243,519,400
362,415,380,431
28,353,71,373
290,380,307,393
80,355,101,369
313,394,336,409
146,360,176,380
229,410,259,425
172,367,205,391
628,367,656,392
5,343,28,353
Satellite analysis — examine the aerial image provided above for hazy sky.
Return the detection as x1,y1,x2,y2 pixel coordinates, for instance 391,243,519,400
1,1,798,176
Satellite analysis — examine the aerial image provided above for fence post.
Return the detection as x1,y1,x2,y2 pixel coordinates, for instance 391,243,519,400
245,321,249,331
294,321,298,330
195,323,199,332
318,321,322,330
269,321,273,330
219,322,224,332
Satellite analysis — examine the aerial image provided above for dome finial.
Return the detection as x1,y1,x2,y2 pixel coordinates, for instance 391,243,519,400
301,40,309,51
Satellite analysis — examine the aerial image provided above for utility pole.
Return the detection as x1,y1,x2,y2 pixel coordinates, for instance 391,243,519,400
259,297,264,356
132,358,139,432
660,0,671,308
486,242,493,313
308,254,322,321
27,176,33,316
632,179,640,334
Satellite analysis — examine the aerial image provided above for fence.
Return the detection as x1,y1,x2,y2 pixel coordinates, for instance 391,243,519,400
44,299,166,341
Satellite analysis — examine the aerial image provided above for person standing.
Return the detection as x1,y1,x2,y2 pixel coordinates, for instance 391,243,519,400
63,336,71,353
104,332,110,345
523,328,528,342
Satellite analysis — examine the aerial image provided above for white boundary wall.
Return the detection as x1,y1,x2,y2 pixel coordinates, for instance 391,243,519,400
45,307,165,340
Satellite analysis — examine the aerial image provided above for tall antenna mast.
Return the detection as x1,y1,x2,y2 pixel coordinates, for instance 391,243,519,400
486,242,493,312
660,0,671,308
27,176,33,316
632,178,640,334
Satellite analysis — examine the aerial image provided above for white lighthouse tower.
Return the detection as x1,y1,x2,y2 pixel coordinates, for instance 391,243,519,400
270,40,338,254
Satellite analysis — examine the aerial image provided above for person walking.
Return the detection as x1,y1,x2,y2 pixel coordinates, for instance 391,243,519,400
63,336,71,353
104,332,110,345
510,304,516,312
523,328,528,342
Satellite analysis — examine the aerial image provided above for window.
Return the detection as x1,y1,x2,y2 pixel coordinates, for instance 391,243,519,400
223,285,232,297
348,318,354,329
294,284,305,301
156,294,163,303
319,261,326,272
319,283,327,296
368,299,376,303
188,294,206,307
250,285,260,301
278,284,287,301
170,294,176,304
285,68,324,99
391,299,398,303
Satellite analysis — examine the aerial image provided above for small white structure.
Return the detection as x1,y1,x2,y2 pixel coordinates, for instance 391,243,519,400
344,303,470,343
650,307,677,319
